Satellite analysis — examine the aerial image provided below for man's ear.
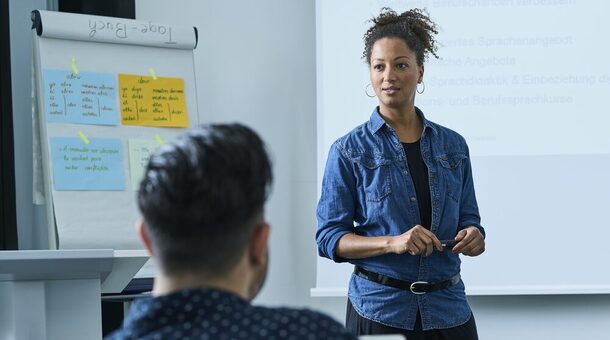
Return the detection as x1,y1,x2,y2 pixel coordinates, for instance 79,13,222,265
136,218,154,256
249,222,270,265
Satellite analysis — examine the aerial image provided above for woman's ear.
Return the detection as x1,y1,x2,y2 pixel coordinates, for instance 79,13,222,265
419,64,425,83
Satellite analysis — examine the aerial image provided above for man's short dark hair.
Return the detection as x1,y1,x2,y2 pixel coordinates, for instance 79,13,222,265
138,123,273,276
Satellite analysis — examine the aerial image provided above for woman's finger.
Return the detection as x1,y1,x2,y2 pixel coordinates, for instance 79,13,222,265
410,237,426,255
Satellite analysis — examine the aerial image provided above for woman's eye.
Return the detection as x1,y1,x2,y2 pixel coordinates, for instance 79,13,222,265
397,63,408,69
373,64,384,71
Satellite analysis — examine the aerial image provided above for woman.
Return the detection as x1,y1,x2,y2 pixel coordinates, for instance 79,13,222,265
316,8,485,340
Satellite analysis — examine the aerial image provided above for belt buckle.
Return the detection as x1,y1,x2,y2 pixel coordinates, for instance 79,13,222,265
410,281,429,295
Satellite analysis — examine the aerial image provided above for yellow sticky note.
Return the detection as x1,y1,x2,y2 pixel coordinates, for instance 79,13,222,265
118,74,189,128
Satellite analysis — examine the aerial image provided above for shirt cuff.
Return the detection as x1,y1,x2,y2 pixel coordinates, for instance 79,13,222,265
320,229,352,263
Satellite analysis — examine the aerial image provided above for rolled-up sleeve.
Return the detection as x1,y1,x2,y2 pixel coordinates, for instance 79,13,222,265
316,142,357,262
458,144,485,238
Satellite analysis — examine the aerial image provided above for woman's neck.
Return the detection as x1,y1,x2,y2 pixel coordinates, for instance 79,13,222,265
378,105,423,143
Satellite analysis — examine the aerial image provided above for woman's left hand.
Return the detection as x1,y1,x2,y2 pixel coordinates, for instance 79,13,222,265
452,226,485,256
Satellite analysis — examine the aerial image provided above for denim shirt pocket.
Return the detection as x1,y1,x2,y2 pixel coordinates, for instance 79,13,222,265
437,153,467,202
352,154,392,202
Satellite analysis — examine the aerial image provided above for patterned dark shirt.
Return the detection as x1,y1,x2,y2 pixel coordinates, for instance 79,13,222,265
106,287,357,340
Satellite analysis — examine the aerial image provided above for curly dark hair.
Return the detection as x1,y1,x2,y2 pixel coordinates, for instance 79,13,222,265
138,123,272,277
363,7,439,65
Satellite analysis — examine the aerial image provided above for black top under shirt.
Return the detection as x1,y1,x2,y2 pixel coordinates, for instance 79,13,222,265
402,141,432,229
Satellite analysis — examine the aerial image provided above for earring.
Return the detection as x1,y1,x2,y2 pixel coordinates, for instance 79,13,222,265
365,84,376,98
417,80,425,94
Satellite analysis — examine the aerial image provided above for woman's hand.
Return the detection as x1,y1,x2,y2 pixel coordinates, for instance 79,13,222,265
389,225,443,257
452,226,485,256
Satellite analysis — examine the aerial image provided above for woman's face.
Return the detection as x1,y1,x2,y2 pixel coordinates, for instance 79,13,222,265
369,37,423,111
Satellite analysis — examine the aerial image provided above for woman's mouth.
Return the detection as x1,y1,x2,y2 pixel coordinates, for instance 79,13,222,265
382,86,400,95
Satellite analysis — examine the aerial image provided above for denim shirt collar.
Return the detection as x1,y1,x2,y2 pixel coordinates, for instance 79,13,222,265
368,106,438,137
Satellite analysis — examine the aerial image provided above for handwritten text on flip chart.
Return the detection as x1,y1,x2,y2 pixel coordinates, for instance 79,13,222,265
43,69,118,126
88,20,177,44
119,74,188,127
50,137,125,191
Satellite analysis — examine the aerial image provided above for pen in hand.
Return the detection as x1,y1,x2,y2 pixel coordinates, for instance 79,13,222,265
439,239,457,250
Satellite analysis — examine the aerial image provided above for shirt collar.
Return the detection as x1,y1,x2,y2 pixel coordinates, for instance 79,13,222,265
368,106,438,136
118,287,248,337
126,287,247,323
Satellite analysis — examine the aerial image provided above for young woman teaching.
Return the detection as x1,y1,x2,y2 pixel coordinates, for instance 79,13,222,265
316,8,486,340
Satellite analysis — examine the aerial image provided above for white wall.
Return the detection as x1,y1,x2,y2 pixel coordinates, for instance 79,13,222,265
8,0,610,338
135,0,319,306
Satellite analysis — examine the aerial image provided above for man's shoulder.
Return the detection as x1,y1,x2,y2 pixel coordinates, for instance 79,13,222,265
253,304,336,320
249,305,357,339
105,304,357,340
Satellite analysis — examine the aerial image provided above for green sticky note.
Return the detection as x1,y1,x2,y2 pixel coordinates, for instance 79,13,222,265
128,139,162,191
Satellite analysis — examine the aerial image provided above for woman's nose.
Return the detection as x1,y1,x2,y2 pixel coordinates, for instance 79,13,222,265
383,67,396,81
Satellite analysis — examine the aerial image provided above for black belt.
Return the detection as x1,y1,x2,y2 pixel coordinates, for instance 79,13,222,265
354,266,460,295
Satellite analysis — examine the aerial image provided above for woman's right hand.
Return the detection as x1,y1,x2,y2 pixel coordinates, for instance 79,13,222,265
388,225,443,257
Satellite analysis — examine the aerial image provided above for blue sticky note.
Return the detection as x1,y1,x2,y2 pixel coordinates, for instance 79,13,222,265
50,137,125,191
43,69,119,126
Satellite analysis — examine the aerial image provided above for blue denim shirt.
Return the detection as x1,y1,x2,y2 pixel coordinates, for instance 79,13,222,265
316,107,485,331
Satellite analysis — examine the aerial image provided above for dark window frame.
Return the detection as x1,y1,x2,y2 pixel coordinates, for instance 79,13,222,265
58,0,135,19
1,0,18,250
